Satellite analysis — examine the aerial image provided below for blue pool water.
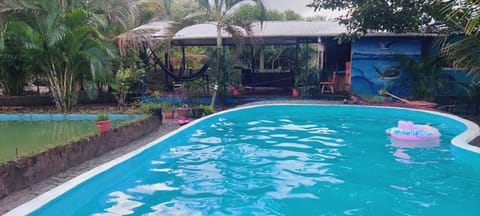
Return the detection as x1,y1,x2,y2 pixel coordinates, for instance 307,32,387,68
24,105,480,215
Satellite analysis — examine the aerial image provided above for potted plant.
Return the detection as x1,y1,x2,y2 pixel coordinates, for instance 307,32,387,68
95,114,110,132
159,102,176,119
111,66,145,108
230,82,240,96
200,105,215,116
189,106,204,118
292,76,303,97
176,104,190,120
139,103,163,120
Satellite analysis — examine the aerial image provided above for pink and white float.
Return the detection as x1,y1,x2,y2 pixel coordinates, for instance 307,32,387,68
386,120,441,141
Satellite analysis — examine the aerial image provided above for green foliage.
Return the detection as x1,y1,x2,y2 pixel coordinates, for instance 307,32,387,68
307,0,446,35
110,65,145,106
358,94,386,103
192,0,266,107
0,30,31,96
96,114,109,121
200,105,215,115
440,0,480,83
139,103,161,113
159,102,176,110
394,56,449,100
0,0,118,111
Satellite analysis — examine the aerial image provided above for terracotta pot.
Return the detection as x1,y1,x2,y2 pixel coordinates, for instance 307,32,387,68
176,108,190,120
292,88,299,97
231,88,239,96
95,120,110,132
162,109,175,119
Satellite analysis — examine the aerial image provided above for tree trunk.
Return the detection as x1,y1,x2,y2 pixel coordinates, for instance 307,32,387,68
210,21,223,107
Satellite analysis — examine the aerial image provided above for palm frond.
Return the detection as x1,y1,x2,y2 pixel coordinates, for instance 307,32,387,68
442,36,480,82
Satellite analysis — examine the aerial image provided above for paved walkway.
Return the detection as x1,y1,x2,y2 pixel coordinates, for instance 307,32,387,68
0,120,180,215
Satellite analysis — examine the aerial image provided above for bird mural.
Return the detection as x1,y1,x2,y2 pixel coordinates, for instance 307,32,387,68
378,40,394,49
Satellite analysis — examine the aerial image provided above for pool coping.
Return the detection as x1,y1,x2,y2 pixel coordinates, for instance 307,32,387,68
5,103,480,215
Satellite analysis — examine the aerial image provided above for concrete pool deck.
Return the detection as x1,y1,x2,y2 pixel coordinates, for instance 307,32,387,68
1,100,479,214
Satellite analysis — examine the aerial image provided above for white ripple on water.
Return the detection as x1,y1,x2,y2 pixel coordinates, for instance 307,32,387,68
315,148,343,158
247,126,277,131
188,137,222,144
299,136,345,147
280,124,317,131
150,168,173,173
270,134,299,139
266,159,343,200
273,142,312,149
247,120,276,125
147,201,202,216
151,160,166,165
93,192,143,216
191,129,207,137
127,183,179,195
240,134,271,140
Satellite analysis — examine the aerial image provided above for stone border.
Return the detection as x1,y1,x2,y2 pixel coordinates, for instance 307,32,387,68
0,116,161,199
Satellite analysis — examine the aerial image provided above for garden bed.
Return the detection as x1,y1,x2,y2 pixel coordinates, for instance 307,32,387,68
0,116,161,199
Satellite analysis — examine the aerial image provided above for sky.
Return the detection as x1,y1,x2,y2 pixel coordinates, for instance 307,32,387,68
261,0,346,18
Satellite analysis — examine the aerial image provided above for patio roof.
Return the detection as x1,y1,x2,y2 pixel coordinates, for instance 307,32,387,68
126,20,437,46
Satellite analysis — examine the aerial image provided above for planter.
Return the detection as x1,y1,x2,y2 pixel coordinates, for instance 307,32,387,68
189,108,204,119
95,120,110,132
292,88,299,97
162,109,175,119
176,108,190,120
231,88,239,96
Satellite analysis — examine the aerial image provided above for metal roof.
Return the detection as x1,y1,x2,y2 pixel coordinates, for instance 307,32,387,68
250,21,346,37
170,23,248,40
129,20,436,45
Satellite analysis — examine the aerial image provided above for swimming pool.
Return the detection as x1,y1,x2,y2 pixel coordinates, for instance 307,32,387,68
7,105,480,215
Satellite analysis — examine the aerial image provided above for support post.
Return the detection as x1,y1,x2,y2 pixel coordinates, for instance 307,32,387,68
141,75,146,102
304,42,310,96
182,46,186,73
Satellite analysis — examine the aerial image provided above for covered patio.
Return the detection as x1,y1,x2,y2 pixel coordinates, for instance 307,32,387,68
121,20,353,103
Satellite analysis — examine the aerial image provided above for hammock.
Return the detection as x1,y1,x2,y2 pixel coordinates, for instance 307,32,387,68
147,49,210,82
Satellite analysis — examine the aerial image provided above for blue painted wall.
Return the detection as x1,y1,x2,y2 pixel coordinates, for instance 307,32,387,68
351,37,422,96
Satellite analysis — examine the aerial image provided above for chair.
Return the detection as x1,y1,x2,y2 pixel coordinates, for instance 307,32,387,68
320,71,336,94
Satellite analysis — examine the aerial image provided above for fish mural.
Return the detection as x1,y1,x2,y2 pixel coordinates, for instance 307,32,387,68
351,37,422,96
373,65,401,80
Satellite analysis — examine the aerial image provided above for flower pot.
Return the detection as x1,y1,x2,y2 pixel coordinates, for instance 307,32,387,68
162,109,175,119
292,88,299,97
176,108,190,120
96,120,110,132
231,88,239,96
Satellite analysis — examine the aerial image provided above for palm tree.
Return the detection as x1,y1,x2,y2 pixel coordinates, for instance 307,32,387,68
442,0,480,82
0,0,117,111
193,0,265,107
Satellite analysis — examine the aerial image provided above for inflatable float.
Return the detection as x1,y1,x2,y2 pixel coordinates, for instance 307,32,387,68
386,120,441,141
177,118,191,126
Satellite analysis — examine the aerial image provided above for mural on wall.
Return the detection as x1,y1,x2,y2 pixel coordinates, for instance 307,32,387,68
351,37,421,96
